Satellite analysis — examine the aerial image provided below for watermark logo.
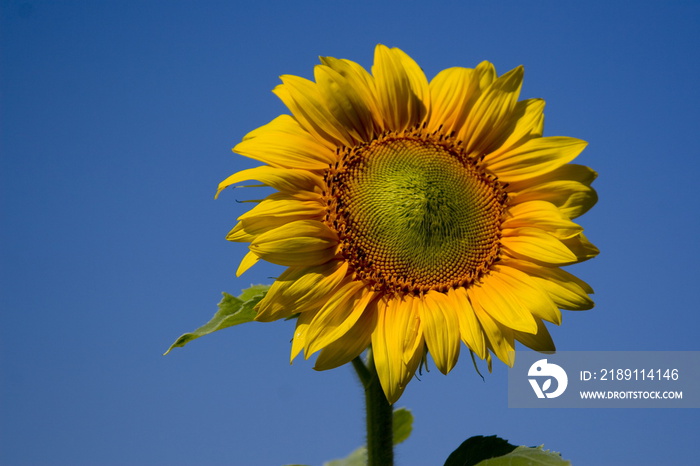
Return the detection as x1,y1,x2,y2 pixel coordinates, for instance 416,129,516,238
528,359,568,398
510,352,699,408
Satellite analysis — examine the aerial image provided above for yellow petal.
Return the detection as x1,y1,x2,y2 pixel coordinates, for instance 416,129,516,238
420,291,460,374
471,301,515,366
495,98,545,152
467,274,538,334
274,75,355,147
255,261,349,321
474,60,497,89
319,56,382,132
305,281,375,356
250,219,338,266
216,166,323,198
561,233,600,262
233,114,336,169
485,137,588,183
510,180,598,220
237,193,324,221
429,60,496,132
313,300,377,371
502,258,594,310
506,163,597,192
493,265,562,325
290,309,317,362
428,67,476,133
314,64,377,142
503,200,583,239
227,213,318,243
226,221,255,242
459,66,524,156
513,318,556,353
403,298,425,367
372,44,427,131
236,250,259,276
392,47,431,120
450,287,486,360
371,296,424,404
501,227,579,264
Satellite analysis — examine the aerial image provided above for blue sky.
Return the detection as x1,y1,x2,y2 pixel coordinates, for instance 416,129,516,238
1,1,699,465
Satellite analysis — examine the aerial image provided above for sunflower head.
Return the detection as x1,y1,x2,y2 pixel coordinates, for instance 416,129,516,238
219,45,598,403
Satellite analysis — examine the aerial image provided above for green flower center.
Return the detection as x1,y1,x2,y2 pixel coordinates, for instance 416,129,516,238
325,132,506,295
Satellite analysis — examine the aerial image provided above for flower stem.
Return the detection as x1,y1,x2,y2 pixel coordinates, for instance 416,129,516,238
352,350,393,466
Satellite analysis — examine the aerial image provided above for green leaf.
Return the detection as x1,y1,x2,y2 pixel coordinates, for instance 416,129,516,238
444,435,518,466
322,407,413,466
392,407,413,445
238,283,272,301
323,447,367,466
163,285,270,355
475,446,571,466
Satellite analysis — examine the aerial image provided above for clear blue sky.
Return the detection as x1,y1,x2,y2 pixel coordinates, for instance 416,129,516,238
1,1,699,465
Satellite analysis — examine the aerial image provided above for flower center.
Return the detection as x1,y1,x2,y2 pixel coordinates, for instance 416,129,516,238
324,130,507,295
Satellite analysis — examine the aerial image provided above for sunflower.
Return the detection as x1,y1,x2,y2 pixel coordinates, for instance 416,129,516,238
218,45,598,403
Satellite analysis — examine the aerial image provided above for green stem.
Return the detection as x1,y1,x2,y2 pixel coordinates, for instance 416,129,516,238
352,350,393,466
